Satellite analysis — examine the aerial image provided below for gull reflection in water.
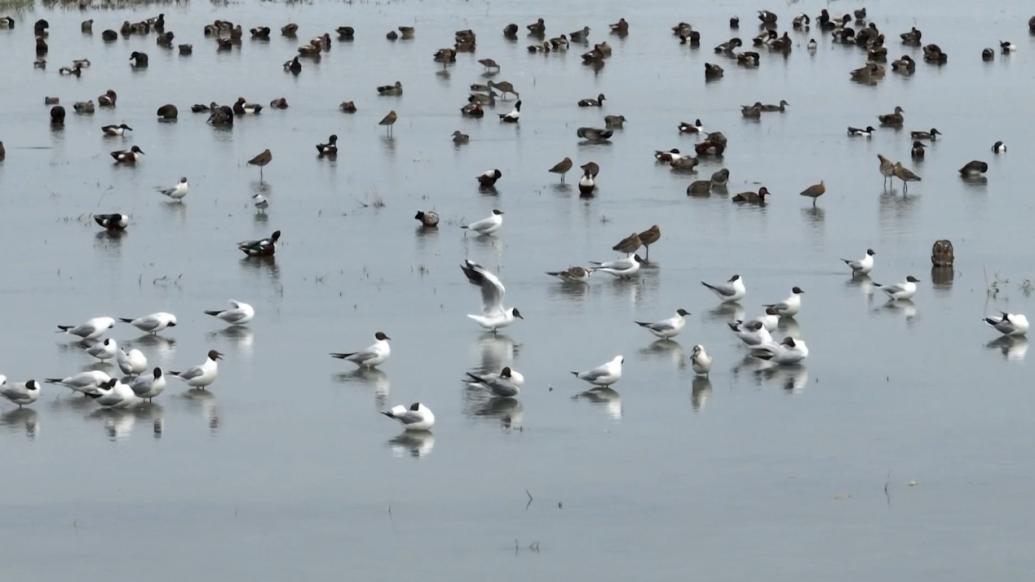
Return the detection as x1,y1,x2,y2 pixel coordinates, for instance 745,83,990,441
845,274,875,304
573,387,622,420
756,363,809,393
89,408,135,441
183,389,220,433
706,301,744,323
388,431,435,458
208,325,255,356
691,376,712,411
639,339,686,368
334,367,390,409
463,390,524,430
879,298,917,324
129,333,177,360
1,408,39,438
134,403,165,438
987,336,1028,362
475,334,518,372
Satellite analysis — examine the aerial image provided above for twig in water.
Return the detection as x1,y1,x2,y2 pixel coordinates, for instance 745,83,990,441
525,488,534,510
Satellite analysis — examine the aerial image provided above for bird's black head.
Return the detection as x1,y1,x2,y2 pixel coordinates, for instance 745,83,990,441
26,380,37,390
493,169,502,178
270,230,282,242
131,145,144,154
329,134,338,143
501,367,512,377
867,249,875,256
121,124,133,130
492,209,503,215
409,402,421,411
676,308,690,316
512,308,524,319
375,331,390,341
729,274,741,282
153,367,163,378
208,350,224,361
782,337,797,347
906,276,920,283
414,211,424,220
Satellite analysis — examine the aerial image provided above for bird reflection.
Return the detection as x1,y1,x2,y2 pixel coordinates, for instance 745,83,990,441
777,316,800,336
130,333,177,357
691,376,712,411
552,183,572,195
801,206,825,229
0,408,39,438
639,339,685,367
706,301,743,322
333,367,390,408
880,298,917,323
183,389,220,433
475,334,517,372
89,408,135,440
93,230,125,255
547,279,590,301
573,387,622,420
388,431,435,458
463,391,524,430
756,363,809,393
208,325,254,355
133,403,164,438
987,336,1028,361
845,273,875,301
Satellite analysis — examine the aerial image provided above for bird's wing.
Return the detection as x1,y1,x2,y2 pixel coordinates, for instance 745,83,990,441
0,385,25,399
394,411,424,424
133,315,163,332
176,366,204,380
461,261,505,313
704,282,736,296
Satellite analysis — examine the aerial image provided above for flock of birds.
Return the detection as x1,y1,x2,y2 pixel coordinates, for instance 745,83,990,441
1,8,1033,436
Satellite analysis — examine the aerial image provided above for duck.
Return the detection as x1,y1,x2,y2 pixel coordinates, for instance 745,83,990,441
982,48,995,61
460,98,484,118
498,100,521,123
760,99,789,112
576,127,612,142
281,23,298,37
923,44,948,64
793,14,810,30
433,48,457,63
233,97,262,115
569,26,590,43
98,89,117,107
654,148,682,163
129,51,148,68
414,210,439,228
315,134,338,157
799,181,825,206
548,157,573,182
959,160,989,178
94,213,129,231
58,63,82,76
610,18,629,35
339,101,357,113
73,100,95,114
477,169,503,188
156,104,178,120
206,103,231,125
110,146,144,164
670,155,699,172
679,119,705,134
992,141,1007,154
238,230,280,257
710,168,730,189
736,52,760,67
527,18,545,36
179,43,193,55
740,103,762,118
900,27,922,46
891,55,915,74
578,93,606,107
732,187,771,204
768,32,791,52
269,97,288,110
807,38,818,53
757,10,778,26
1001,40,1017,53
250,26,271,39
101,123,133,137
503,23,519,39
578,171,596,196
911,128,941,141
847,125,875,137
451,130,469,145
704,63,724,80
604,115,626,129
687,180,711,195
878,106,904,127
729,17,739,29
377,81,403,96
911,141,927,160
50,105,65,125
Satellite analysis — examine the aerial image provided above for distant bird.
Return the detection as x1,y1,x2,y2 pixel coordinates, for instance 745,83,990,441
702,274,746,302
799,181,825,206
414,210,439,228
316,134,338,157
1001,40,1017,53
527,18,546,36
678,119,705,134
765,287,804,317
339,101,357,113
635,309,690,339
610,18,629,35
578,93,606,107
461,210,503,235
892,162,921,192
959,160,988,178
477,169,503,188
691,345,712,376
985,313,1029,337
205,299,255,325
466,367,523,398
571,355,624,387
498,100,521,123
638,225,661,260
248,149,272,181
848,125,875,137
546,266,591,283
992,141,1007,154
382,402,435,432
548,157,573,182
911,128,941,141
878,106,904,127
94,213,128,231
117,347,147,376
130,368,165,401
900,26,922,45
588,255,640,278
111,146,144,164
284,56,301,74
604,115,626,129
878,154,896,188
97,89,117,107
451,130,469,145
687,180,711,195
874,276,919,301
158,177,188,200
1,380,39,408
0,141,4,162
119,312,177,334
45,370,110,394
732,187,771,204
331,332,392,368
612,232,642,255
478,58,500,71
87,337,118,361
238,230,280,257
252,193,269,212
581,161,600,177
751,336,809,365
578,172,596,196
170,350,223,389
269,98,288,109
842,249,876,275
101,123,132,137
156,104,178,120
57,316,114,341
654,148,682,163
233,97,262,115
129,51,148,68
911,141,927,160
460,259,523,332
377,81,403,96
378,110,397,136
576,127,612,142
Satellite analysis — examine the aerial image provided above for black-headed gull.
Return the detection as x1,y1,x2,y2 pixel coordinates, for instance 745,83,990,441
751,336,809,365
691,345,712,375
571,355,624,386
728,319,772,347
985,312,1029,337
460,260,524,332
45,370,111,394
1,379,40,408
330,331,391,368
158,177,189,200
205,300,255,325
382,402,435,431
635,309,690,339
874,276,919,300
764,287,804,317
57,316,114,340
119,312,177,334
171,350,223,389
89,379,142,408
842,249,875,275
461,210,503,235
130,367,166,401
588,255,640,278
117,347,148,376
466,367,523,397
87,337,118,361
701,274,746,302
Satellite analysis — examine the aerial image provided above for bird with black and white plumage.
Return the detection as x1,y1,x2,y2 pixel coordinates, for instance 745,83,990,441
911,141,927,160
316,134,338,157
654,148,683,163
678,119,705,134
577,171,596,196
119,312,177,334
578,93,605,107
158,177,189,201
635,308,690,339
205,299,255,326
238,230,280,257
130,367,166,401
1001,40,1017,53
466,367,523,397
731,187,771,204
546,266,591,283
571,355,623,387
476,169,503,188
44,370,111,395
498,100,521,123
460,259,524,332
751,336,809,365
56,316,114,341
992,141,1007,154
87,337,118,361
588,255,640,278
382,402,435,431
911,128,941,141
170,350,223,389
94,213,129,231
252,193,269,212
764,287,804,317
462,210,503,236
985,313,1029,337
1,379,40,408
702,274,746,302
842,249,876,276
101,123,132,137
415,210,439,228
874,276,920,300
959,160,989,178
233,97,263,115
110,145,144,164
847,125,875,137
331,332,391,368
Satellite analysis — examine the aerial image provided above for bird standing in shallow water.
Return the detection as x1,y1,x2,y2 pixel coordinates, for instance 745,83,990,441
379,110,397,136
248,149,272,182
799,181,825,206
548,157,573,182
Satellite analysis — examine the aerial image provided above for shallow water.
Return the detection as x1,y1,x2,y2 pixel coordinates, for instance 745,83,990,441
2,1,1035,580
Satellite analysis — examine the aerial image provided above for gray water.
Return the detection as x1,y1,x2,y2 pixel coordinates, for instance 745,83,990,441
2,0,1035,579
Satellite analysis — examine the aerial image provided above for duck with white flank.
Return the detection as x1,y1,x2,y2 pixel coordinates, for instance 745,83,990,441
331,332,391,368
316,134,338,157
414,210,439,228
94,213,128,231
498,100,521,123
460,260,524,333
101,123,132,136
233,97,263,115
111,145,144,164
238,230,280,257
847,125,874,137
477,169,503,188
678,119,704,134
171,350,223,389
578,93,605,107
959,160,988,178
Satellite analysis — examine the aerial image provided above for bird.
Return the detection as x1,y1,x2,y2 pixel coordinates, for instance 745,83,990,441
119,312,177,334
232,97,263,115
842,249,876,275
87,337,118,361
498,100,521,123
985,313,1029,337
1,380,39,408
1001,40,1017,53
878,106,904,127
710,168,730,189
451,130,469,145
117,347,148,376
382,402,435,431
316,135,338,157
848,125,875,137
94,213,129,231
578,93,606,107
911,141,927,160
731,187,771,204
248,149,272,182
702,274,746,302
378,110,398,136
604,115,626,129
690,345,712,376
548,157,573,182
476,169,503,188
571,355,624,387
466,367,523,397
612,232,642,255
799,181,825,206
751,336,809,365
635,309,690,339
461,209,503,235
101,123,132,136
878,154,896,188
992,141,1007,154
460,260,523,332
577,127,613,142
415,210,440,228
911,128,941,141
111,145,144,164
89,379,142,409
45,370,110,395
488,80,520,100
478,58,500,71
678,119,705,134
170,350,223,389
238,230,280,257
205,299,255,325
959,160,989,178
588,255,640,278
546,266,591,283
57,316,114,341
252,193,269,212
158,177,189,200
892,162,921,192
376,81,403,96
581,161,600,177
638,225,661,260
874,276,920,300
130,367,166,401
330,332,392,368
764,287,804,317
654,148,682,163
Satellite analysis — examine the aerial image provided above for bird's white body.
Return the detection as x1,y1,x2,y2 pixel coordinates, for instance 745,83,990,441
159,178,189,200
122,312,178,334
843,250,875,275
702,275,746,302
206,300,255,325
461,260,522,332
572,355,624,387
987,313,1029,337
878,279,917,300
94,380,143,409
463,212,503,235
87,338,118,361
589,256,640,278
130,368,166,400
384,402,435,431
117,348,148,376
691,345,712,376
172,354,220,388
59,316,115,340
730,320,773,347
754,309,779,332
466,368,523,397
636,310,689,339
1,380,40,407
46,370,111,394
468,309,521,331
752,338,809,365
336,337,391,368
